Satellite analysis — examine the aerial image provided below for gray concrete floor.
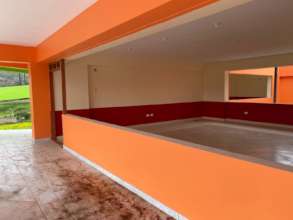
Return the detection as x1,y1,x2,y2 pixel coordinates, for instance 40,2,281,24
133,119,293,170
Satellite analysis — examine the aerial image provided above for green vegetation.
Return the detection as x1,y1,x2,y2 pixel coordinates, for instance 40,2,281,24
0,85,29,101
0,101,30,118
0,66,28,73
0,121,32,130
0,72,31,130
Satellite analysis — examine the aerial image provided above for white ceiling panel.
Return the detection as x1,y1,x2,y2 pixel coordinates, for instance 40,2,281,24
0,0,97,46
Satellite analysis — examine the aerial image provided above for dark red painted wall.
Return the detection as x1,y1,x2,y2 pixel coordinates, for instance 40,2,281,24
90,102,203,125
225,102,293,125
202,102,226,118
55,102,202,136
56,101,293,136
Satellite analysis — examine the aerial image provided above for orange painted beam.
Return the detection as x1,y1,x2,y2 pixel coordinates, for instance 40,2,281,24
0,44,34,62
0,62,28,69
36,0,218,62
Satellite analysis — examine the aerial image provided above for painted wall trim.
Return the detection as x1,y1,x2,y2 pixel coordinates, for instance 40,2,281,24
64,145,188,220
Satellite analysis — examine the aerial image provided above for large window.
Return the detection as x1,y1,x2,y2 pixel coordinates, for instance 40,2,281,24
226,67,275,103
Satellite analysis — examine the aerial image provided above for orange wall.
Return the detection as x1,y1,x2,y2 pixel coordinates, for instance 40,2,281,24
277,66,293,104
36,0,218,62
0,62,28,69
0,45,51,139
229,67,275,76
230,97,273,103
279,66,293,77
0,44,34,62
63,114,293,220
29,63,51,139
278,77,293,104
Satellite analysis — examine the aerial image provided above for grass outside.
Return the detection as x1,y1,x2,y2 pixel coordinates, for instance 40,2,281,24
0,85,29,101
0,121,32,130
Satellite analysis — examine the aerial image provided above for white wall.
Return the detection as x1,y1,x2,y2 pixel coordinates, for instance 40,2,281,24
87,64,203,108
229,75,270,98
57,51,293,108
60,52,204,109
53,70,63,111
65,62,90,110
53,63,90,111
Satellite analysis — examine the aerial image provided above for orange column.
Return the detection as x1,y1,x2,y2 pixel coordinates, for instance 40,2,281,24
29,63,52,139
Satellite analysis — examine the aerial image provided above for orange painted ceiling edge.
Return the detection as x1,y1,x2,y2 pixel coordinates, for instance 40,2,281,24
0,62,28,69
36,0,219,62
0,0,218,63
0,44,35,63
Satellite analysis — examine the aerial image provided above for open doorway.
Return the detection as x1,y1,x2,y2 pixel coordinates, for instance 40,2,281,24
0,62,31,131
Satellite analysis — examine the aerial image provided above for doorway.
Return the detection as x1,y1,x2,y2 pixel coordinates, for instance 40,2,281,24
0,62,31,131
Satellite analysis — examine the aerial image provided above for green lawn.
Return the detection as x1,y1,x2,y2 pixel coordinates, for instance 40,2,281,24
0,85,29,101
0,121,32,130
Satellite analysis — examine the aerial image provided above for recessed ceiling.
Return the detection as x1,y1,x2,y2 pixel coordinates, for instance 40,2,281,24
0,0,97,46
72,0,293,65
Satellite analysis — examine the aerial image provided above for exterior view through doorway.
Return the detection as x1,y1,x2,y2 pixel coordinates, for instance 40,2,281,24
0,62,31,131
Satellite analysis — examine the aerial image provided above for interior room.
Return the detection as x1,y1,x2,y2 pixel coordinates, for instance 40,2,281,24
2,0,293,220
52,0,293,172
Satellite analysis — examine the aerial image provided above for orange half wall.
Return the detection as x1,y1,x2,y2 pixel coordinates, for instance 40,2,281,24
63,114,293,220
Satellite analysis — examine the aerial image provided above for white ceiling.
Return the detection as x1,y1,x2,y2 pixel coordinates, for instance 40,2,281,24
0,0,97,46
72,0,293,65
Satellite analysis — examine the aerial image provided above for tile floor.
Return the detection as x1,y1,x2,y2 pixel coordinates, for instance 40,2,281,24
0,130,173,220
134,119,293,170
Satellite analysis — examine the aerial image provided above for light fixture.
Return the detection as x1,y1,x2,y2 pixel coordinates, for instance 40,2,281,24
160,37,168,41
213,21,223,29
